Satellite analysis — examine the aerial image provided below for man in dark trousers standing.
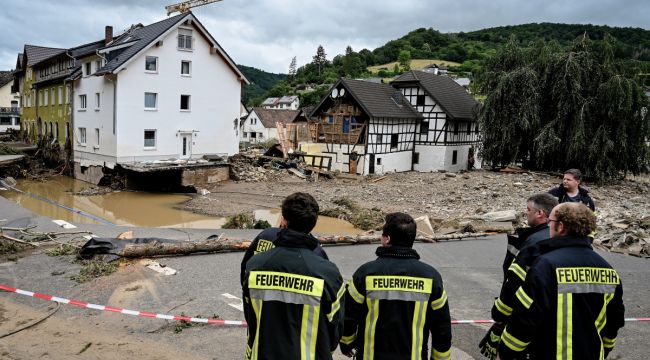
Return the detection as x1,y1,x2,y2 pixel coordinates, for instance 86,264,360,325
497,203,625,359
340,212,452,360
242,192,345,360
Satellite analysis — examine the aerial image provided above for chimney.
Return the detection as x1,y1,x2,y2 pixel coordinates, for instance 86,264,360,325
105,26,113,45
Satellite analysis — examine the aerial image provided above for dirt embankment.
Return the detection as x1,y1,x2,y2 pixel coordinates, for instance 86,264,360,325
184,169,650,256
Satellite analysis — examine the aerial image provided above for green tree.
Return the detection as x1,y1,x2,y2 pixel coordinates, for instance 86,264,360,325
476,36,650,182
312,45,328,76
398,50,412,71
288,56,297,80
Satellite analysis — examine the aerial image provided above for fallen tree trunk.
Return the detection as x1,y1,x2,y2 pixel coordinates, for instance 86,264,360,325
113,232,494,258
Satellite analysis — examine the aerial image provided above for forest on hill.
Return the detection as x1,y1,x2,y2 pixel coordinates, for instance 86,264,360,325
240,22,650,106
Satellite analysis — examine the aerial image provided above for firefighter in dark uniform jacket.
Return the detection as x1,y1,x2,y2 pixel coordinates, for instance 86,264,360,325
497,203,625,360
242,192,345,360
480,193,557,359
340,212,452,360
240,227,329,285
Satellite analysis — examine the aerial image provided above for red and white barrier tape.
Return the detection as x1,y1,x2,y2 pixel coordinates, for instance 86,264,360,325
2,284,649,326
0,284,246,327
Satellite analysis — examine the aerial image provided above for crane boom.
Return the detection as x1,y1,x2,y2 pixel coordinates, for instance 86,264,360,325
165,0,223,16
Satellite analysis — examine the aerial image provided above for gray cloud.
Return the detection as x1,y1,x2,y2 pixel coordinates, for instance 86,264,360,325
1,0,648,73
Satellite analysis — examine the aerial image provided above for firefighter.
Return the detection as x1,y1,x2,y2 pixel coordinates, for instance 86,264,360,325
340,212,452,360
242,192,344,360
479,193,557,359
497,203,625,359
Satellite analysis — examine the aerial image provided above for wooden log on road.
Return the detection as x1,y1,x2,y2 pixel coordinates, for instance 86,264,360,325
113,232,494,258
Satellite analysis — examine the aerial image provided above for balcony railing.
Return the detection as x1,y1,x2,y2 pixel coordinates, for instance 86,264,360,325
0,107,20,115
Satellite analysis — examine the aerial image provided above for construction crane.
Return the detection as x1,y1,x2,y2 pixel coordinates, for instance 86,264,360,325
165,0,223,16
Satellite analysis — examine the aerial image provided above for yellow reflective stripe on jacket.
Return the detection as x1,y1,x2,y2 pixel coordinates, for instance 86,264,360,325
557,293,575,360
327,282,346,322
508,262,527,281
515,287,533,309
602,336,617,349
596,293,615,358
300,304,320,360
431,289,448,311
363,298,380,360
555,267,619,285
410,300,427,360
501,327,530,352
250,298,263,360
494,297,513,316
366,275,433,293
431,348,451,360
340,333,357,345
249,271,324,297
348,279,365,304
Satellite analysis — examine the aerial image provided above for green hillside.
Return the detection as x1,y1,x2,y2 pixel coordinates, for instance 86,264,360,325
238,65,287,106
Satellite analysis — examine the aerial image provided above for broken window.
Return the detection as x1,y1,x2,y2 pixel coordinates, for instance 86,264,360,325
452,150,458,165
416,94,425,106
420,120,429,134
390,134,398,149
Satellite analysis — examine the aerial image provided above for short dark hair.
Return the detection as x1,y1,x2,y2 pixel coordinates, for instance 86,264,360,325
527,193,558,217
554,203,596,237
281,192,319,233
382,212,417,247
564,169,583,181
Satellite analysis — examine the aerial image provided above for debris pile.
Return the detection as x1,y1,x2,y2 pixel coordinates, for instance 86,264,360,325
229,154,299,182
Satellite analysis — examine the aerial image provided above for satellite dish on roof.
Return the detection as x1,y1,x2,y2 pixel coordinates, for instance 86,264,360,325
339,88,346,96
331,88,339,98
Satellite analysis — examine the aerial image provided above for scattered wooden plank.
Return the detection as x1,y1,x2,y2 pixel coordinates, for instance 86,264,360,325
370,176,388,183
287,168,307,179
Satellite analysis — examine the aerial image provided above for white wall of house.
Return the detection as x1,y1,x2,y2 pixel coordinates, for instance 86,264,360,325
240,110,274,143
74,23,242,166
366,151,412,175
115,26,241,163
73,55,118,166
413,145,445,171
0,81,20,132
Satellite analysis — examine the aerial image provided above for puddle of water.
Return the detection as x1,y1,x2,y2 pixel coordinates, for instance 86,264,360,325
254,209,364,236
1,177,363,234
1,177,223,228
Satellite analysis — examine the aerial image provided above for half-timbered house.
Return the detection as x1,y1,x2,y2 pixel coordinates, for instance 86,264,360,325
308,71,479,175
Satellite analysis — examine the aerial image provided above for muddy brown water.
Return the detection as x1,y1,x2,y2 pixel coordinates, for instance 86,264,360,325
0,177,362,234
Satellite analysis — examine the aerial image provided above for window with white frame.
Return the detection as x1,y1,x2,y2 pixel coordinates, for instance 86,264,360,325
51,89,55,106
180,95,191,111
85,62,91,76
95,128,100,146
79,127,87,144
79,94,87,110
44,89,49,106
58,86,63,105
95,60,101,72
181,60,191,75
65,86,70,104
144,92,157,110
95,93,100,110
178,28,193,50
144,129,156,148
145,56,158,72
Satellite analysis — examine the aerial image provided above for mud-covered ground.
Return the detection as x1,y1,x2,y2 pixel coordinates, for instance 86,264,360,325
184,168,650,255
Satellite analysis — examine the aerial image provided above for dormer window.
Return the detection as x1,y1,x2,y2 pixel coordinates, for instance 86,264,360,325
178,28,193,50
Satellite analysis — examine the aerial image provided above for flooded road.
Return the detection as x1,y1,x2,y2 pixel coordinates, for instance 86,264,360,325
0,177,363,234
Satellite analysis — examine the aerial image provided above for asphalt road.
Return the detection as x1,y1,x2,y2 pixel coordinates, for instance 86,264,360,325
1,195,649,359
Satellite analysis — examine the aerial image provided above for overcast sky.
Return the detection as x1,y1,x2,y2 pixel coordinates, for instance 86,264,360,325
1,0,648,74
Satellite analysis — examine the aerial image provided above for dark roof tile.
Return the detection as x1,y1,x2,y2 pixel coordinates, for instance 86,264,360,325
340,78,421,119
251,108,300,128
24,45,66,67
393,71,478,120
